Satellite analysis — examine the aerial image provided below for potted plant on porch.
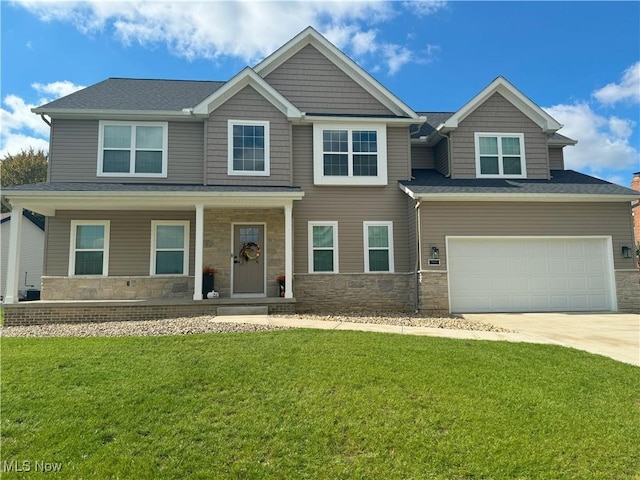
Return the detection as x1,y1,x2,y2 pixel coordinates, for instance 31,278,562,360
276,275,286,297
202,266,218,297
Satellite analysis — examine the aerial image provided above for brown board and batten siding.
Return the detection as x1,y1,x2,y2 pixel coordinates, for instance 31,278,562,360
450,93,550,179
265,44,394,116
48,119,204,184
45,211,196,276
419,202,635,271
292,125,412,273
205,85,291,186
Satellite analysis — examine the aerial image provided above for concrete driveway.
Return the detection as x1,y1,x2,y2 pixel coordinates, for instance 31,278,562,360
463,313,640,366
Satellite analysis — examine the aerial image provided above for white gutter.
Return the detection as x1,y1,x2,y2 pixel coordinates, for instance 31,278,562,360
301,114,427,126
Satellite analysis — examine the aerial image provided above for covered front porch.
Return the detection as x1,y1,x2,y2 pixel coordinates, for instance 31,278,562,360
1,183,304,306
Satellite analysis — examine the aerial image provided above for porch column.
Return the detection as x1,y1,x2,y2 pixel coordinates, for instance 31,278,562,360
284,203,293,299
193,204,204,300
4,206,23,304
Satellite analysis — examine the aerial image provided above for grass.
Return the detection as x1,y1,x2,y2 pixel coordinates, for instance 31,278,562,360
1,330,639,479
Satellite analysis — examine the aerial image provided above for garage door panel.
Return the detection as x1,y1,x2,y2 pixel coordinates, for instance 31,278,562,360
448,237,614,313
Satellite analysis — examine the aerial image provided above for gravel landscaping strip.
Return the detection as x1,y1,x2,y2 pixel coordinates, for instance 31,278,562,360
0,316,287,338
0,312,513,338
282,312,514,332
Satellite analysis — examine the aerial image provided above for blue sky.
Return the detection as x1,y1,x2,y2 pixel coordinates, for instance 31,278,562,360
1,1,639,187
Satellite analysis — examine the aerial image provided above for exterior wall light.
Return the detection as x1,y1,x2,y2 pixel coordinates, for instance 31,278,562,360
431,246,439,259
621,246,632,258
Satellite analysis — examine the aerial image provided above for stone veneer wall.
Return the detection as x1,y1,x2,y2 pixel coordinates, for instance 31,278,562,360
294,273,415,313
2,299,296,326
417,271,450,316
615,270,640,313
42,276,194,301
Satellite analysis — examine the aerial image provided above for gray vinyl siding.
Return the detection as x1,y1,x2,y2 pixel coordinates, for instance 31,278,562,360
411,144,434,169
292,125,411,273
407,197,418,272
450,93,550,179
265,44,394,115
205,86,291,186
434,138,449,176
549,147,565,170
419,202,635,271
48,119,204,184
45,211,196,276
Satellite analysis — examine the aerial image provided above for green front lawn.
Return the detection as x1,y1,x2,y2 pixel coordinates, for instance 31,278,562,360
1,330,638,479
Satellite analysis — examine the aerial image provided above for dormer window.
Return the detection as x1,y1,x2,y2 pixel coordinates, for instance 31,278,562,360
98,121,168,177
313,123,387,185
475,133,526,178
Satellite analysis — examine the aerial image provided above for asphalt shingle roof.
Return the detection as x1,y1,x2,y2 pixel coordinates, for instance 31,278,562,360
401,169,639,196
37,78,225,111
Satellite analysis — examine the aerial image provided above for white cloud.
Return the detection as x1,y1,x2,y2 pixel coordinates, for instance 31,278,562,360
544,102,639,174
593,62,640,105
0,81,85,158
15,0,442,75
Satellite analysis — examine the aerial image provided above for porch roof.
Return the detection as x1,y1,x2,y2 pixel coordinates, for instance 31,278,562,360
1,182,304,216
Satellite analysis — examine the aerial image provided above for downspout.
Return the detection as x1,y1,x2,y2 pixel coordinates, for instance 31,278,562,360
414,200,422,313
39,115,51,127
39,115,52,182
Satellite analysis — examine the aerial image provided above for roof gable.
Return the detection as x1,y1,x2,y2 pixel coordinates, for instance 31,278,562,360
441,77,562,134
192,67,301,118
254,27,420,119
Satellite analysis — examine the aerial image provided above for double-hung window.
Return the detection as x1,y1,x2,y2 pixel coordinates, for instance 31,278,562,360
363,222,394,273
313,124,387,185
228,120,270,176
475,132,526,178
151,221,190,275
69,221,110,276
98,121,168,177
308,222,338,273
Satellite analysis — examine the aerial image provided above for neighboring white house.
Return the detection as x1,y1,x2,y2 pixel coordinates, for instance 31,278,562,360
1,211,45,301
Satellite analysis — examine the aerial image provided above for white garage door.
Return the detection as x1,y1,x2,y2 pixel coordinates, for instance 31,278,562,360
447,237,616,313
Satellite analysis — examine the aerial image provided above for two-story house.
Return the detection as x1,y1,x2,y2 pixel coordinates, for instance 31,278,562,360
2,27,638,322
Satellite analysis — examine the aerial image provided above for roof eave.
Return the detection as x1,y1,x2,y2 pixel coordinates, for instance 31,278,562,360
31,108,206,120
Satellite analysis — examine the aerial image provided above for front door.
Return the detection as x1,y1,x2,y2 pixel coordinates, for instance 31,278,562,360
232,224,265,296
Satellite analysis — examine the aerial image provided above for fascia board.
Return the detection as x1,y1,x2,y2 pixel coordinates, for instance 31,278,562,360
2,191,305,215
398,189,639,203
442,77,563,133
254,27,420,120
192,68,301,118
30,108,203,120
302,115,426,126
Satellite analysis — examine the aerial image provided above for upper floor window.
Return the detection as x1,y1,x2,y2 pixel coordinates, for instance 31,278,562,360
98,121,168,177
228,120,270,176
150,221,190,275
363,221,394,273
313,123,387,185
69,220,110,276
475,133,526,178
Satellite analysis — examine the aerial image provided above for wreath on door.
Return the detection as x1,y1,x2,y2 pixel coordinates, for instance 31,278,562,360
239,242,261,262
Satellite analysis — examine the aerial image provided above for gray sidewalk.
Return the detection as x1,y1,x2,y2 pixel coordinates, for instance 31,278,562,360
212,313,639,367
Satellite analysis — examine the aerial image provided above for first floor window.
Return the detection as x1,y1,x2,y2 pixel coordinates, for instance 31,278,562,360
70,221,110,276
475,132,526,178
364,222,394,273
151,221,189,275
308,222,338,273
228,120,270,176
99,121,168,177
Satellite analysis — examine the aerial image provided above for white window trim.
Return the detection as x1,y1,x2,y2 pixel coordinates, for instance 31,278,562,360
69,220,110,276
313,123,387,186
308,221,339,273
474,132,527,179
97,121,168,178
227,119,270,177
150,220,190,276
363,221,394,273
